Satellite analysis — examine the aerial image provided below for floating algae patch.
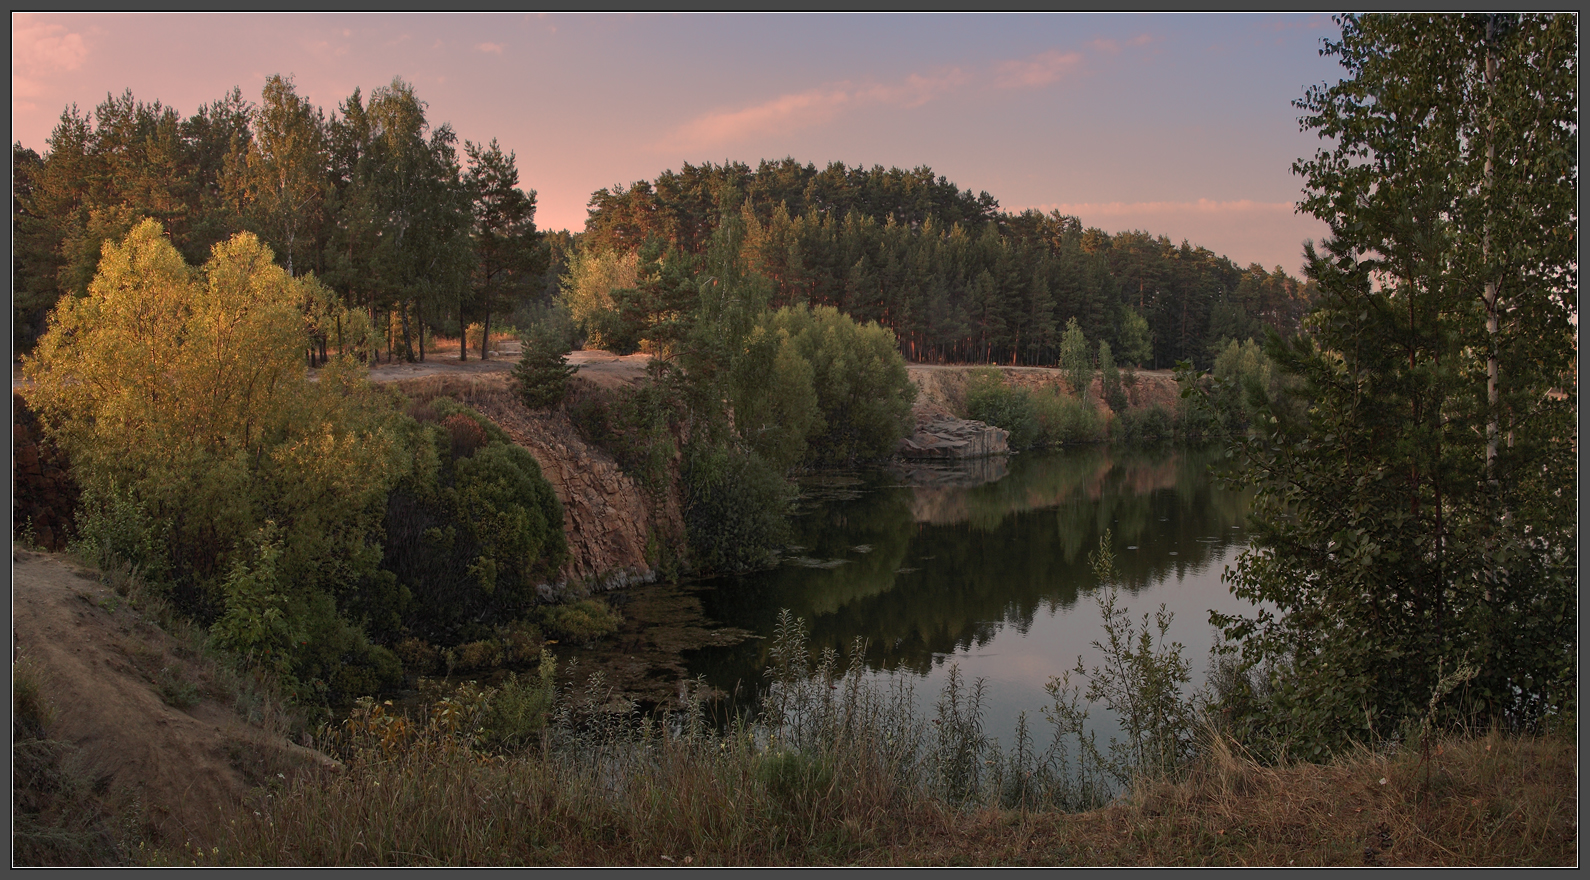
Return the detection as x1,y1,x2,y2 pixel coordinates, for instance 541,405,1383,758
554,581,755,709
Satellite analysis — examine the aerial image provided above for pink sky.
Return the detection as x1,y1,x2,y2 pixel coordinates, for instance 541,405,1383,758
13,12,1341,275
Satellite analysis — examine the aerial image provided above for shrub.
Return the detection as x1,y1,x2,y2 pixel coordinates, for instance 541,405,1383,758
1112,403,1175,446
511,326,577,410
384,436,568,647
758,305,916,464
682,444,793,574
1030,385,1105,446
963,368,1040,449
538,598,623,646
964,371,1103,449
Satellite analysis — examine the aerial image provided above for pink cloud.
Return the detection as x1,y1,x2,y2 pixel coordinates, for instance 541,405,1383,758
477,42,504,54
996,50,1083,88
658,67,967,151
12,19,88,76
12,18,89,115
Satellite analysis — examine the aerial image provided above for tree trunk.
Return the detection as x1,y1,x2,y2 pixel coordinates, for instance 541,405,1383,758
400,300,414,363
459,296,468,361
1482,31,1500,479
480,304,491,360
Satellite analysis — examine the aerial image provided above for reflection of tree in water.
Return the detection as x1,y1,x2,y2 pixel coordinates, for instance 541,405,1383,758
688,447,1251,695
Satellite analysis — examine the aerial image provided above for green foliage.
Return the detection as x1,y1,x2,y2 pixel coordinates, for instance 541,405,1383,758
727,320,820,473
210,522,300,680
1110,404,1175,446
757,304,916,464
1059,317,1093,398
68,480,170,586
560,248,640,352
1098,339,1128,414
383,405,568,647
510,325,577,410
1028,385,1105,447
682,444,793,574
477,657,559,753
26,223,410,699
1211,14,1578,760
1116,308,1154,368
1043,532,1198,790
564,369,682,496
963,368,1040,449
537,598,623,646
963,369,1104,450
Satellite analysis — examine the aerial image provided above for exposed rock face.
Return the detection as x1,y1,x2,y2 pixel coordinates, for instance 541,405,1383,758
898,416,1010,460
463,380,680,596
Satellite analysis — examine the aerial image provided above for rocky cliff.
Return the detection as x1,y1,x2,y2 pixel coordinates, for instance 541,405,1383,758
391,375,680,595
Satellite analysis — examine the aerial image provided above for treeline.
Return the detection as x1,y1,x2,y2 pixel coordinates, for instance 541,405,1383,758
15,75,1315,372
13,75,546,362
571,159,1317,369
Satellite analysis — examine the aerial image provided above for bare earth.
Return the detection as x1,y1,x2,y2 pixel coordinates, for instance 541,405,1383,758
12,549,337,848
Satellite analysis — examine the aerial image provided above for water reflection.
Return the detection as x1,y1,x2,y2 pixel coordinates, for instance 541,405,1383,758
689,446,1252,696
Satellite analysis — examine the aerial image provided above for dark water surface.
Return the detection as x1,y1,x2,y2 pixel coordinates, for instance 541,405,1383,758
572,446,1255,749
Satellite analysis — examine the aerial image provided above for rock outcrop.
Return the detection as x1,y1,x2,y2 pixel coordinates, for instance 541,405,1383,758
898,416,1010,460
458,379,680,595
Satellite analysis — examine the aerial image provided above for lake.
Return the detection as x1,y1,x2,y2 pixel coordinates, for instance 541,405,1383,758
574,444,1256,752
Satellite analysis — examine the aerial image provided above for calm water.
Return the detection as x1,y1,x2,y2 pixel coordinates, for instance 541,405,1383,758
671,445,1256,748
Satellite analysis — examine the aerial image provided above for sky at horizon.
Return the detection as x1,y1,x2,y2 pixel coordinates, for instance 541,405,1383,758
14,12,1346,276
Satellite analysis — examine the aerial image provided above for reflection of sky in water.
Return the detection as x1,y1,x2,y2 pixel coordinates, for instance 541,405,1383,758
870,542,1254,751
686,446,1257,751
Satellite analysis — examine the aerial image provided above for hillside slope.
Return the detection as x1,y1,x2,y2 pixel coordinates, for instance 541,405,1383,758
12,549,336,860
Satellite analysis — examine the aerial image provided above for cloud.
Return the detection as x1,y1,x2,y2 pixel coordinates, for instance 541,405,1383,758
12,19,88,76
12,18,89,116
996,50,1083,88
477,42,504,54
658,67,967,152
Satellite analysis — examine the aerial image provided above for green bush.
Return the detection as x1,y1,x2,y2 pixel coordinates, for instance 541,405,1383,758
1112,404,1175,446
537,598,623,646
964,370,1103,449
382,405,568,647
478,658,558,753
1030,385,1104,446
682,444,793,574
757,304,916,464
963,368,1041,450
564,374,681,496
511,326,577,410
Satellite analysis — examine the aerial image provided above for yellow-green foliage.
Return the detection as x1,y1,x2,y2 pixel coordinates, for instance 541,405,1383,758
537,599,622,646
560,248,639,352
23,220,409,695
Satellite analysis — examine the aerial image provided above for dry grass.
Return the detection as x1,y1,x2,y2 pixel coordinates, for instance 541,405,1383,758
167,721,1575,867
149,643,1576,868
430,328,520,357
1022,727,1577,867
